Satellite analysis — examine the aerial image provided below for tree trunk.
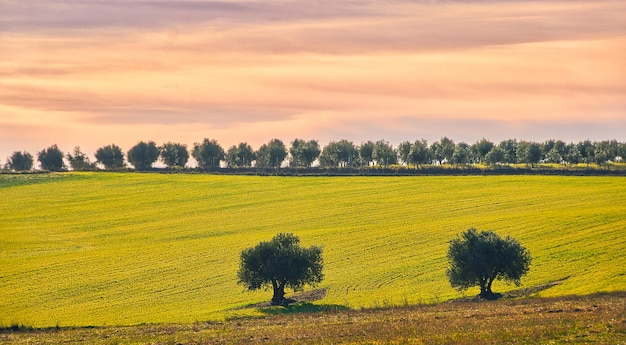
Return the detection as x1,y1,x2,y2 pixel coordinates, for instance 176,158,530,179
479,277,495,299
479,278,487,297
479,277,495,298
271,280,286,306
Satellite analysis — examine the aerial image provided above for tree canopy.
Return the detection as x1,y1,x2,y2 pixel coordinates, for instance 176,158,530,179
192,138,224,169
289,139,321,168
256,139,288,168
159,142,189,168
319,140,358,167
6,151,34,171
358,141,375,166
237,233,324,306
446,228,531,298
127,141,160,171
95,144,125,170
38,144,65,171
225,142,256,168
372,140,397,167
66,146,95,171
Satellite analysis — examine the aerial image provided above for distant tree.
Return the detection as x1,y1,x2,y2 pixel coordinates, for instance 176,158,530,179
256,139,288,168
237,233,324,306
225,143,256,168
451,142,470,166
542,140,566,163
319,140,358,168
498,139,518,164
408,139,431,167
554,140,567,158
6,151,33,171
593,141,611,167
473,138,494,164
397,141,412,165
484,147,505,166
432,137,455,164
541,140,556,159
516,141,542,167
37,144,65,171
565,144,582,165
608,140,620,160
577,140,595,166
358,141,375,167
95,144,125,170
159,142,189,168
545,147,563,164
447,228,531,299
372,140,397,167
595,140,619,164
66,146,95,171
127,141,160,171
289,139,320,168
192,138,225,169
225,146,238,168
618,142,626,162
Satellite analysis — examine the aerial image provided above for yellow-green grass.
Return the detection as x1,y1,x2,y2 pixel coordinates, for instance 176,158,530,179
1,173,624,327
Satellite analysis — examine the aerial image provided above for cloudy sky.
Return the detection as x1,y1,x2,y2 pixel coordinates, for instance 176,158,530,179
1,0,625,163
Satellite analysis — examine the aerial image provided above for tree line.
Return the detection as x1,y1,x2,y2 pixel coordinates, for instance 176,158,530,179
3,137,626,172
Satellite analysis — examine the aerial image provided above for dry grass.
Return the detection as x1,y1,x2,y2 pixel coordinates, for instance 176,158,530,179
2,292,624,344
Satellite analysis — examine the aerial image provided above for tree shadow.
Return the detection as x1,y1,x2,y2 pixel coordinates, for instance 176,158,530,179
479,293,503,301
458,277,571,302
259,302,349,316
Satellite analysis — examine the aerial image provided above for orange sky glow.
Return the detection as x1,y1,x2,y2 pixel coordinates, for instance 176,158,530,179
1,0,625,163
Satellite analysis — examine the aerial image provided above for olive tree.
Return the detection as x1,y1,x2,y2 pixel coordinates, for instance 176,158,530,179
516,141,542,167
192,138,224,169
159,142,189,168
484,147,505,166
372,140,397,167
237,233,324,306
225,142,256,168
473,138,494,164
256,139,287,168
451,142,470,165
498,139,518,164
289,139,320,168
38,144,66,171
67,146,95,171
319,140,358,167
6,151,34,171
397,141,412,165
447,228,531,299
358,141,375,167
95,144,125,170
127,141,160,171
408,139,431,167
431,137,455,164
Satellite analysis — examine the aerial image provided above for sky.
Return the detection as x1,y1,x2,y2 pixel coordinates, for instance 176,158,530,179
1,0,625,164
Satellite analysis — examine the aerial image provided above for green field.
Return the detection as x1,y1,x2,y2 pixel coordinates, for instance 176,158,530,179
1,173,625,328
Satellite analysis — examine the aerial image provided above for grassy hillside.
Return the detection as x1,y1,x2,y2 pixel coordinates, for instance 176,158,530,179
1,173,625,327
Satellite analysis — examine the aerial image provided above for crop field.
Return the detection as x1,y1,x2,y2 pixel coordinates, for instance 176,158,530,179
1,173,625,328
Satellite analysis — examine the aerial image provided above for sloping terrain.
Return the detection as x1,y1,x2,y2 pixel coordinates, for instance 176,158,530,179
1,173,624,327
